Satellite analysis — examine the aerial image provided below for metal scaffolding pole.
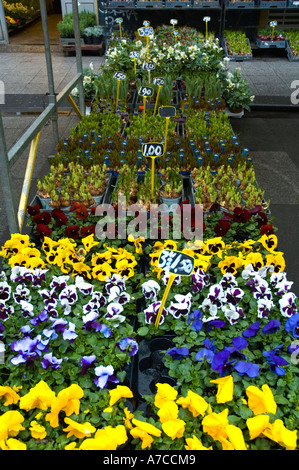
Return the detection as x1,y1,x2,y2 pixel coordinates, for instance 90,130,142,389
39,0,59,145
72,0,85,116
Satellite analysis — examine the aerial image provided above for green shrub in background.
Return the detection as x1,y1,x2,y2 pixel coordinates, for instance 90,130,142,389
57,10,96,38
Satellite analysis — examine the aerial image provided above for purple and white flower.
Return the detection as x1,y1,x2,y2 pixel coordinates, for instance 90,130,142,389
0,301,14,321
105,273,126,295
81,354,97,375
279,292,298,318
49,275,70,291
141,280,160,302
116,337,138,356
62,322,77,342
10,266,34,285
38,288,58,307
0,282,11,302
225,287,245,306
144,301,167,325
94,364,119,388
162,270,181,286
75,276,94,296
105,303,125,325
257,298,274,318
219,273,237,290
168,293,193,319
59,285,78,314
108,285,130,305
41,352,62,370
222,304,245,325
13,285,31,304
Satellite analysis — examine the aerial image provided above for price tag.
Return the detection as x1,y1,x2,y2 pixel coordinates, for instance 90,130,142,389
158,250,194,276
170,19,178,25
154,77,165,86
138,26,154,37
158,106,176,118
113,71,126,80
130,51,140,58
138,86,154,97
172,30,179,37
203,16,211,22
142,142,164,157
143,20,150,26
115,17,123,24
142,61,155,71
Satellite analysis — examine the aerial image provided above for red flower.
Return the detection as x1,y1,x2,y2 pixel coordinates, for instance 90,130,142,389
231,207,252,223
33,211,52,225
70,202,89,220
65,225,80,239
214,219,231,236
35,224,53,239
80,225,96,238
256,211,268,227
51,209,68,227
27,204,41,216
260,224,274,236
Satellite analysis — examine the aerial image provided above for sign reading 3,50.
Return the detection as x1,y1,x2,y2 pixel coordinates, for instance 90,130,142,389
138,26,154,37
138,86,154,97
158,250,195,276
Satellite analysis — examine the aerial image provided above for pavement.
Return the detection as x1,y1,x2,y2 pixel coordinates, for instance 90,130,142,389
0,14,298,295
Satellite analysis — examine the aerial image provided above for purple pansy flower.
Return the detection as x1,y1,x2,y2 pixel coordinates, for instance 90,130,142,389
81,354,97,375
234,361,259,378
30,309,48,326
116,337,138,356
242,321,260,338
263,345,289,375
225,287,244,306
94,365,119,389
188,309,203,331
211,350,234,377
41,352,62,370
0,301,14,321
262,319,281,334
195,339,216,364
285,313,299,338
144,301,167,325
165,346,189,360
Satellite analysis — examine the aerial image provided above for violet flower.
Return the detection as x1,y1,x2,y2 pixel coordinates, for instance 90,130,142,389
94,365,119,389
195,339,216,364
116,337,138,356
144,301,167,325
188,308,203,331
165,346,189,360
81,354,97,375
30,309,48,326
263,345,289,375
0,302,14,321
262,319,281,334
234,361,259,378
211,350,234,377
41,352,62,370
242,321,260,338
285,313,299,338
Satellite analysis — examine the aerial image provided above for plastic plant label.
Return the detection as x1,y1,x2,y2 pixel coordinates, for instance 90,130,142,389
115,18,123,24
158,106,176,118
113,71,126,80
142,142,164,157
130,51,140,58
170,19,178,25
138,26,154,37
158,249,195,276
138,86,154,97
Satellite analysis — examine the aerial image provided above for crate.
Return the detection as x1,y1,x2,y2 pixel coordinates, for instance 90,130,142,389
257,0,288,7
106,0,135,6
286,40,299,61
223,37,253,61
225,0,255,7
193,0,220,6
255,37,286,48
135,1,164,7
165,1,192,6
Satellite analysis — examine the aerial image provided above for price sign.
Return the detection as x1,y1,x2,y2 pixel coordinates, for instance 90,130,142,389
115,17,123,24
154,249,194,329
154,77,165,86
113,71,126,80
158,106,176,118
138,26,154,37
172,30,179,37
142,142,164,158
158,250,194,276
143,20,150,26
130,51,140,58
170,19,178,25
142,61,155,71
138,86,154,97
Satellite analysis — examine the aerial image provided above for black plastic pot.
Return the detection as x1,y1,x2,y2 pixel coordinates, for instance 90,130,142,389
83,35,93,44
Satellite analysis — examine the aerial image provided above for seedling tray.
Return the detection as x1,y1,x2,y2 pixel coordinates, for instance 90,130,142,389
135,1,164,7
255,37,286,48
165,1,192,7
257,0,287,7
223,37,253,61
225,0,255,7
193,0,220,7
286,40,299,61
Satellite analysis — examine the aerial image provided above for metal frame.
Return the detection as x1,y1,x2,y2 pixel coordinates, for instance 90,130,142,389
0,0,85,234
0,0,9,44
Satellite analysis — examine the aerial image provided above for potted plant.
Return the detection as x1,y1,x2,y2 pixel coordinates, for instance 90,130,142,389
83,26,94,44
91,25,104,44
159,167,183,206
223,68,254,115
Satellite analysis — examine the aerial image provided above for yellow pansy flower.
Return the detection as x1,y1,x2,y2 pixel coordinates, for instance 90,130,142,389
123,407,134,429
246,384,277,416
130,426,154,449
266,252,285,273
218,256,243,275
70,261,92,279
193,254,212,272
205,237,225,256
0,410,25,441
177,390,209,417
131,419,162,437
65,442,78,450
244,252,264,271
246,414,270,440
7,253,29,268
157,401,179,423
185,434,212,450
258,234,278,252
81,234,99,252
27,257,46,270
226,424,247,450
210,375,234,404
115,259,135,279
261,419,297,450
0,386,20,406
128,233,145,254
202,408,229,442
92,262,114,281
109,385,133,407
162,418,185,440
92,251,113,266
154,383,178,408
46,384,84,428
29,420,47,440
19,381,56,412
80,425,128,450
0,438,27,450
63,417,96,439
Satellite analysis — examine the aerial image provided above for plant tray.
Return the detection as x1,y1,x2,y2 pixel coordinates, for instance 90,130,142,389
225,0,255,7
286,40,299,61
135,1,164,7
257,0,287,7
223,37,253,61
106,0,135,7
193,0,220,6
255,37,286,48
164,1,192,7
288,0,299,6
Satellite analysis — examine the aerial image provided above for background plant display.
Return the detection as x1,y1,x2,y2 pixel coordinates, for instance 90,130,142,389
0,20,298,451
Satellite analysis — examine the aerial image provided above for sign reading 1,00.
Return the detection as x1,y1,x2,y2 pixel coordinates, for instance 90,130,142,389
142,142,164,158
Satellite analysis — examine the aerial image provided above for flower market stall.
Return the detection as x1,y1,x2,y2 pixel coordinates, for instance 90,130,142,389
0,21,298,452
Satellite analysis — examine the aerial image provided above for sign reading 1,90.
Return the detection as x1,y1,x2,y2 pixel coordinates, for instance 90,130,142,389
142,142,164,158
138,26,154,37
113,71,126,80
158,250,195,276
138,86,154,97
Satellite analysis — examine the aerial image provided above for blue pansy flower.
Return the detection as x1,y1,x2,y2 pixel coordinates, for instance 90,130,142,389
165,346,189,360
234,360,259,378
262,319,281,334
242,321,260,338
188,309,203,331
285,313,299,338
263,345,289,375
195,339,216,364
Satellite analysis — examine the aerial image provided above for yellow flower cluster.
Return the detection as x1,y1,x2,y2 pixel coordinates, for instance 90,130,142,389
0,378,297,450
149,234,285,278
0,234,138,282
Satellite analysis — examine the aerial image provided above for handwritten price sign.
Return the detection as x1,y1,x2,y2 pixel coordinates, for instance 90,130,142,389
158,250,194,276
